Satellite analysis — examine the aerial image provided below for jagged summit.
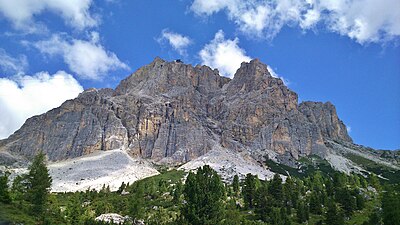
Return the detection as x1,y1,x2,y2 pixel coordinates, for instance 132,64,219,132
115,57,229,97
0,57,352,166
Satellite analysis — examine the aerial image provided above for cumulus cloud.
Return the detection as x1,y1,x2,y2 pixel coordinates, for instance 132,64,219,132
0,71,83,139
33,32,129,80
0,0,97,32
191,0,400,44
267,65,289,85
158,29,193,55
199,30,251,78
0,48,28,74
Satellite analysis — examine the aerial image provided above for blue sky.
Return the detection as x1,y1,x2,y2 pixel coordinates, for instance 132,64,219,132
0,0,399,150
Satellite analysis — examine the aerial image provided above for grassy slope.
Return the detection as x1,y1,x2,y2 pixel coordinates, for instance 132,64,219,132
0,202,37,224
345,153,400,183
265,155,336,178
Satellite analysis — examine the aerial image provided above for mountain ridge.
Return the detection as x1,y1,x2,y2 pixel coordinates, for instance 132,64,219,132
0,58,389,172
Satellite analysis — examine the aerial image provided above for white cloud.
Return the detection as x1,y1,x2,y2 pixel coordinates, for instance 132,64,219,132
191,0,306,39
267,65,289,85
33,32,129,80
190,0,232,16
199,30,251,78
158,29,193,55
0,71,83,139
0,48,28,74
300,8,320,29
199,30,289,82
347,126,352,133
0,0,98,31
191,0,400,44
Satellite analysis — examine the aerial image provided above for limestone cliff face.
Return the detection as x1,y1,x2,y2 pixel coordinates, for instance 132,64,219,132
299,101,352,143
0,88,128,161
0,58,352,164
213,59,328,161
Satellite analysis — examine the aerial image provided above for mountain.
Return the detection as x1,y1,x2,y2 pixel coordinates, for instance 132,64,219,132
0,57,398,180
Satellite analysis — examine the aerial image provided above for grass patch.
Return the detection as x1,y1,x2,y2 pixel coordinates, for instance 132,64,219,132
0,202,36,224
265,155,336,178
142,168,185,184
345,153,400,184
264,158,305,177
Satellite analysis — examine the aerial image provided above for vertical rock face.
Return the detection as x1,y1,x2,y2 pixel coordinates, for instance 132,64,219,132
111,58,230,163
0,88,128,161
0,57,352,165
299,101,352,143
215,59,328,161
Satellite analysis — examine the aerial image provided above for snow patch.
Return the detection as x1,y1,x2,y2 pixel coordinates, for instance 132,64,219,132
49,149,159,192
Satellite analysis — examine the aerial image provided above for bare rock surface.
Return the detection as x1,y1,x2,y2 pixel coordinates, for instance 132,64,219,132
95,213,131,224
49,149,159,192
0,58,355,166
179,142,275,181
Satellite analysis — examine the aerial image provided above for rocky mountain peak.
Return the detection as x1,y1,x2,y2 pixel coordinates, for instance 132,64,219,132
0,57,353,166
228,59,272,92
115,57,229,97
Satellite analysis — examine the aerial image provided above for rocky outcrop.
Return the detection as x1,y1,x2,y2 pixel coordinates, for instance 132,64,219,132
214,59,328,162
299,101,352,143
0,88,128,161
0,57,352,165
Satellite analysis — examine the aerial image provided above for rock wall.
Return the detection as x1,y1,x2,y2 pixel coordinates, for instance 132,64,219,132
0,58,352,164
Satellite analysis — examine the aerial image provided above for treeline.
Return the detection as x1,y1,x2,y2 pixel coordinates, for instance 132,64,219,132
0,152,53,223
174,166,399,225
1,160,400,224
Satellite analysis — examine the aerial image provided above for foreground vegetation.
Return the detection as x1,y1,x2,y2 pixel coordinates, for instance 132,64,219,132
0,154,399,225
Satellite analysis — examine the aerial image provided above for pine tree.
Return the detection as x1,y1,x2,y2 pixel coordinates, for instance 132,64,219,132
309,192,322,214
382,186,400,225
270,207,282,225
242,173,258,209
363,208,381,225
336,187,356,216
129,182,145,220
255,182,272,222
296,200,309,223
26,152,52,215
280,207,291,225
117,182,126,194
283,176,294,207
0,172,12,204
158,179,168,193
182,165,225,225
359,175,368,188
355,190,365,210
172,181,182,204
232,174,240,196
325,177,334,197
369,174,381,191
333,172,346,190
11,174,27,202
223,199,243,225
325,201,344,225
66,195,83,224
269,173,283,205
285,177,300,208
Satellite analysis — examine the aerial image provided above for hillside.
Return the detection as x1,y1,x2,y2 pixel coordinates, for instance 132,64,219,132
0,58,398,187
